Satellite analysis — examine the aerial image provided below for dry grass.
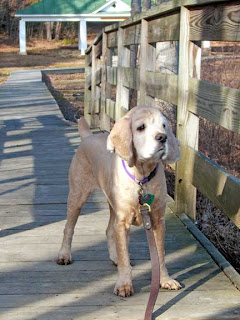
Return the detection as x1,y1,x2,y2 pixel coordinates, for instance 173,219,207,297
0,35,85,83
43,73,85,122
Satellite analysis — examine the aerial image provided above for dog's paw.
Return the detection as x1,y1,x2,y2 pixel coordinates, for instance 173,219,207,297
114,283,134,297
161,277,181,290
57,252,72,265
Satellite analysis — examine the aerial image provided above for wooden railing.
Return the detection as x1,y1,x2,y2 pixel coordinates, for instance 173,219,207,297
84,0,240,228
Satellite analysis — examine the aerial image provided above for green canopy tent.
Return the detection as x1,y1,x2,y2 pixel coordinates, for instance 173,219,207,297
15,0,131,55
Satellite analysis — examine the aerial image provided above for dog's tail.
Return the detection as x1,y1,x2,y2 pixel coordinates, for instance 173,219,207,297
76,117,93,139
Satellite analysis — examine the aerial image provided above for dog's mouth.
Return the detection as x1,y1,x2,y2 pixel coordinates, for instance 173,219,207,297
156,147,166,159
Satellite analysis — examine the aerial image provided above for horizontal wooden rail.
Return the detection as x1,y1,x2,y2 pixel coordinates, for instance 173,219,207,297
189,2,240,42
186,147,240,227
188,78,240,133
145,72,178,105
148,12,180,43
120,0,230,28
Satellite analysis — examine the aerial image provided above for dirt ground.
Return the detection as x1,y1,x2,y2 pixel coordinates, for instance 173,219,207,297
0,35,85,83
1,36,239,273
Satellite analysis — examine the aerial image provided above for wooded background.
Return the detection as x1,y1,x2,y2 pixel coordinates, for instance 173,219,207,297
0,0,167,41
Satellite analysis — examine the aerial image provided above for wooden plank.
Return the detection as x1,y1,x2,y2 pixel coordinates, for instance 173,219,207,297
86,50,92,66
123,23,141,46
95,68,102,86
1,289,239,309
186,147,240,228
95,39,102,58
107,31,118,48
104,23,119,33
115,27,130,120
100,32,111,131
148,12,180,43
188,77,240,134
179,213,240,289
84,55,92,117
190,2,240,41
90,43,101,122
1,304,240,320
139,19,156,106
85,73,91,90
175,6,198,220
107,66,118,85
121,67,140,90
120,0,229,28
145,72,178,104
106,99,116,119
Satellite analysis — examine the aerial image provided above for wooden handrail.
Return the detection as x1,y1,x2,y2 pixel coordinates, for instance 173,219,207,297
84,0,240,228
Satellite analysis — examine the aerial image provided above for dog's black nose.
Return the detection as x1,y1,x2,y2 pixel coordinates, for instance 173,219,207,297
156,133,167,143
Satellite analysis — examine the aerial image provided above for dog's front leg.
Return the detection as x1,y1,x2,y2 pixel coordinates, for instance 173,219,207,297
113,219,133,297
152,208,181,290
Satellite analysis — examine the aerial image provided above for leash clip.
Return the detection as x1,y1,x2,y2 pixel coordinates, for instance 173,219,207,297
139,203,152,230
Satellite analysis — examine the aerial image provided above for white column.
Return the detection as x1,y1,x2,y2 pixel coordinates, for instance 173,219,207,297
19,19,27,55
202,41,211,49
78,20,87,55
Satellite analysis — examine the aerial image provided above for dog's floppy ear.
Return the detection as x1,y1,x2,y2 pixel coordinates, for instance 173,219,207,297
107,113,135,167
162,126,181,164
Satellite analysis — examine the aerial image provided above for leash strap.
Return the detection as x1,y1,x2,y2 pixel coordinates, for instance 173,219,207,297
140,205,160,320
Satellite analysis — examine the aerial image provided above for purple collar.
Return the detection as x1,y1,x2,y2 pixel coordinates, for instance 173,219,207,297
122,160,159,185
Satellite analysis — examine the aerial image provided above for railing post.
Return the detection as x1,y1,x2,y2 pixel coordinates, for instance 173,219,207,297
175,6,199,221
91,42,101,127
100,31,111,131
115,26,130,120
139,19,156,106
84,51,92,125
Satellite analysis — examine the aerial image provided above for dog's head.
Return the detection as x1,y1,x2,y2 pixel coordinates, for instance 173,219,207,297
107,106,180,167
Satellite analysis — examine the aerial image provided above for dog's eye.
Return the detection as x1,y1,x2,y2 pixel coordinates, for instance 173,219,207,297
163,124,166,128
137,124,145,131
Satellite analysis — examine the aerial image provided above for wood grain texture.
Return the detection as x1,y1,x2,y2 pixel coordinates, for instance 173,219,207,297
100,32,111,131
121,67,140,90
139,19,156,106
145,72,178,104
119,0,230,28
188,77,240,133
105,98,116,119
175,6,197,220
190,2,240,41
107,31,118,48
115,27,130,120
148,12,180,43
186,147,240,228
107,66,118,85
123,23,141,46
84,55,92,117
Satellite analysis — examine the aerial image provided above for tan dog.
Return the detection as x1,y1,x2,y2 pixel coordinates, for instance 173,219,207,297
57,106,181,297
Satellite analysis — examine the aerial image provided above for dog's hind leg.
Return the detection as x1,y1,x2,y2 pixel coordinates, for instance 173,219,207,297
57,191,91,265
106,203,118,265
57,153,95,265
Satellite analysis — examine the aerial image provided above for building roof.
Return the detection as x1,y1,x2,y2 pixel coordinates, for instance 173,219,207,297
16,0,131,16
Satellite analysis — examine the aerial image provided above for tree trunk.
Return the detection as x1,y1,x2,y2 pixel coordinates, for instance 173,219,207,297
142,0,151,10
54,22,62,40
45,22,54,41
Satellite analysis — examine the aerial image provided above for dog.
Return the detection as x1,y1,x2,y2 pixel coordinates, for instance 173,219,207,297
57,106,181,297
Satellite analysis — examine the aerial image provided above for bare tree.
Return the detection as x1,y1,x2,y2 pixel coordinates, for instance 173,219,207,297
142,0,151,10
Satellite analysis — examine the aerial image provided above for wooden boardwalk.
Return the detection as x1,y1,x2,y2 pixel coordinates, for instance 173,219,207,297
0,70,239,320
